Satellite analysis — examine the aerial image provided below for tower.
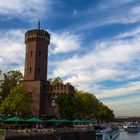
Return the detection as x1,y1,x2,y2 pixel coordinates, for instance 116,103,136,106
23,25,51,117
24,27,50,81
22,25,75,118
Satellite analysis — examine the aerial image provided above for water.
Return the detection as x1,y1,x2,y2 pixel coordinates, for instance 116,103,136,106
116,129,140,140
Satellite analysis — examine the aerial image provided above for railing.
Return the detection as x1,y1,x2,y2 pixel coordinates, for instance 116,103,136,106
0,126,95,137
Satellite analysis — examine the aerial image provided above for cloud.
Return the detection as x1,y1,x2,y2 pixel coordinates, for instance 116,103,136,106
0,29,25,72
96,81,140,99
121,6,140,24
103,92,140,116
48,26,140,116
116,26,140,39
0,29,82,73
50,29,140,97
50,31,82,54
105,92,140,106
99,0,134,10
0,0,53,21
73,4,140,32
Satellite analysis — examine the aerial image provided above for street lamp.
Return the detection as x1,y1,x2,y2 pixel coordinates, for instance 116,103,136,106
0,70,4,105
0,69,2,97
0,69,2,81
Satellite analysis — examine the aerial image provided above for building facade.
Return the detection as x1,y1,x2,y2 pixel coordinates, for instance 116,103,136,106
22,28,75,118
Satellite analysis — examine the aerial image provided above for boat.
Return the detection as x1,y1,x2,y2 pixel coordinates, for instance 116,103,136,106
122,122,129,131
95,125,119,140
127,124,140,133
122,122,135,131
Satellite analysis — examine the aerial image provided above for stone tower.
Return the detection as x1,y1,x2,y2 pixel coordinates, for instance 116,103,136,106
22,25,75,118
24,28,50,81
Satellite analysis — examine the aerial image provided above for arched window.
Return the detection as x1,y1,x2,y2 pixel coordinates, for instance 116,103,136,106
51,99,56,107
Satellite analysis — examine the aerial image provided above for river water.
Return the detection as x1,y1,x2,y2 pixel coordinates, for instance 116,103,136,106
116,129,140,140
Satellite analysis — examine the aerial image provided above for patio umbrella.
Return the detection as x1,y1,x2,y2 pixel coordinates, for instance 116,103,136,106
91,120,96,123
46,119,60,123
72,119,82,123
26,117,43,122
59,119,71,123
0,118,3,121
5,117,24,129
82,119,93,123
6,117,23,122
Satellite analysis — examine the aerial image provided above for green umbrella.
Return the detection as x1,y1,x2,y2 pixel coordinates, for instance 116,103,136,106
0,118,3,121
26,117,43,122
6,117,23,122
72,119,82,123
91,120,96,123
82,119,93,123
46,119,59,123
59,119,71,123
1,117,10,120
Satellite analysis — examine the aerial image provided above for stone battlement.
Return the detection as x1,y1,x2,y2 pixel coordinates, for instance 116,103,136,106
25,29,50,43
45,85,75,95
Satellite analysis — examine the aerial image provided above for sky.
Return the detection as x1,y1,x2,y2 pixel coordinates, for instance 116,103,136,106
0,0,140,117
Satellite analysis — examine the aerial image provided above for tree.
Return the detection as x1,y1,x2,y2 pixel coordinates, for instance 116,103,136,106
0,84,32,117
56,93,75,119
96,102,115,121
55,90,115,121
0,70,23,101
49,77,64,86
74,91,99,119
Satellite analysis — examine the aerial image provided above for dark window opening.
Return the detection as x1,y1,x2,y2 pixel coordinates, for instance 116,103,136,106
30,51,33,57
29,67,32,73
44,86,46,91
38,67,40,73
51,99,56,107
39,51,41,57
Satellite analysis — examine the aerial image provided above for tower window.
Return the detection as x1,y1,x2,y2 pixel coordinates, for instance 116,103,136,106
51,99,56,107
38,67,40,73
29,67,32,73
30,51,33,57
39,51,41,57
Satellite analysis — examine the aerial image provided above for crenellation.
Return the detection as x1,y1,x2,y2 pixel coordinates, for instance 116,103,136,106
25,29,50,38
44,85,74,95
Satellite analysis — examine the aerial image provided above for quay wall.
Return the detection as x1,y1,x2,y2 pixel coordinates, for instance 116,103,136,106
4,131,96,140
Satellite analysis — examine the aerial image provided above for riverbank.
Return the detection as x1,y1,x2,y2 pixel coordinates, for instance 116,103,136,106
0,127,96,140
0,125,120,140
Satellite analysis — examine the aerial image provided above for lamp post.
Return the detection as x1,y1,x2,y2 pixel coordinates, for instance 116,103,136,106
0,69,3,85
0,69,2,99
0,69,2,84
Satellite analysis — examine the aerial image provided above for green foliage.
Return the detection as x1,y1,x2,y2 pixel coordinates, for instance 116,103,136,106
48,77,73,87
56,90,115,121
74,91,99,119
0,84,32,117
97,102,115,121
49,77,64,86
0,70,23,100
56,93,75,119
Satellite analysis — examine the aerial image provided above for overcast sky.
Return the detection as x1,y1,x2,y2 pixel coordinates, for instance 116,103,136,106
0,0,140,117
